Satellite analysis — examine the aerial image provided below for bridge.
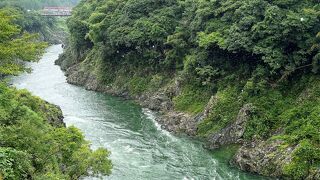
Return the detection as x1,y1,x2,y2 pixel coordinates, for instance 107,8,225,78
41,7,72,16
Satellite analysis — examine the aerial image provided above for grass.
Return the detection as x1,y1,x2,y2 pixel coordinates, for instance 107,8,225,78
173,84,211,114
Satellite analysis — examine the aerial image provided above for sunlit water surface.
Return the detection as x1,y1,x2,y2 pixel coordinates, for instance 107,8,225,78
11,45,268,180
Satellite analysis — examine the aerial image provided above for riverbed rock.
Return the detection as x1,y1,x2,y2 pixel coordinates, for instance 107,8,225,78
207,103,254,149
65,64,88,86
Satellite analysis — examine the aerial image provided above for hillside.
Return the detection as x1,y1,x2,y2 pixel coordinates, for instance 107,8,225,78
57,0,320,179
0,7,112,179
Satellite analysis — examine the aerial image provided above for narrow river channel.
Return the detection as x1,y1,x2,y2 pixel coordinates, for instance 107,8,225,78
11,45,267,180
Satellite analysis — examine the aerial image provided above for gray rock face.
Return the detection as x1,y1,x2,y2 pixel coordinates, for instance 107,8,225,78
203,95,218,119
232,140,297,177
207,104,254,149
307,169,320,180
156,112,197,136
138,93,174,111
40,101,65,127
66,64,88,86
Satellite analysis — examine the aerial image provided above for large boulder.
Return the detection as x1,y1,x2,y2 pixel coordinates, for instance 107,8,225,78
156,112,197,136
232,140,297,177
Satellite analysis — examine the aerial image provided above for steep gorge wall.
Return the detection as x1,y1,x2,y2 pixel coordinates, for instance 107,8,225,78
56,52,320,179
56,0,320,178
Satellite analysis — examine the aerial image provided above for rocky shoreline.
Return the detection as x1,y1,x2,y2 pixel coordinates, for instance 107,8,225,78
40,101,65,127
56,58,319,179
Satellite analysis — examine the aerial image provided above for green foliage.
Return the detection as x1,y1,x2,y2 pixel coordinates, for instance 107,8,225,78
67,0,182,70
148,74,169,91
128,76,151,95
0,84,112,179
64,0,320,88
0,7,47,76
197,86,242,136
0,147,33,179
173,84,211,114
192,0,320,76
283,139,320,179
0,7,112,179
198,32,225,49
61,0,320,178
243,89,291,139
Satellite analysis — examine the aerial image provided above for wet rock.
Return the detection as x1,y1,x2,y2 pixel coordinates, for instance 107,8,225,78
66,64,88,86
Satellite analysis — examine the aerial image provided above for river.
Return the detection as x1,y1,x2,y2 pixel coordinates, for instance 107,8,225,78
11,45,267,180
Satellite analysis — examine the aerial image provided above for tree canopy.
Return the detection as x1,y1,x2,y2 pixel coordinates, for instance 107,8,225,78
0,8,46,75
0,7,112,179
67,0,320,78
62,0,320,179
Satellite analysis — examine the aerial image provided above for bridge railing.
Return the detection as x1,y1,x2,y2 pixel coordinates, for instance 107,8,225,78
41,7,72,16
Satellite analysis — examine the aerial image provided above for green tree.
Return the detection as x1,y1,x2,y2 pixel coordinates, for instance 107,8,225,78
0,7,112,179
0,8,46,75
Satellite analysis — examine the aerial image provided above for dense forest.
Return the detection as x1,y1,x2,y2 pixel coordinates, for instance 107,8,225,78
58,0,320,179
0,7,112,179
0,0,79,10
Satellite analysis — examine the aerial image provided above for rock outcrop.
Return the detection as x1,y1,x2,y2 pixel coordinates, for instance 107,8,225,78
207,104,254,149
40,101,65,127
156,112,197,136
232,140,297,177
307,169,320,180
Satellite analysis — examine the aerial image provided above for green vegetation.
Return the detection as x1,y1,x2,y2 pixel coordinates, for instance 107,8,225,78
198,86,243,136
60,0,320,178
173,84,211,114
0,7,46,76
0,7,112,179
0,6,67,45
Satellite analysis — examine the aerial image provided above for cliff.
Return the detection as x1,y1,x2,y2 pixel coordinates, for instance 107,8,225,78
56,51,320,179
55,0,320,178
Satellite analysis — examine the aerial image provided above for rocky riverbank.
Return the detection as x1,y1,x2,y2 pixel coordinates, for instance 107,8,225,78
39,101,65,127
55,55,319,179
61,61,200,136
